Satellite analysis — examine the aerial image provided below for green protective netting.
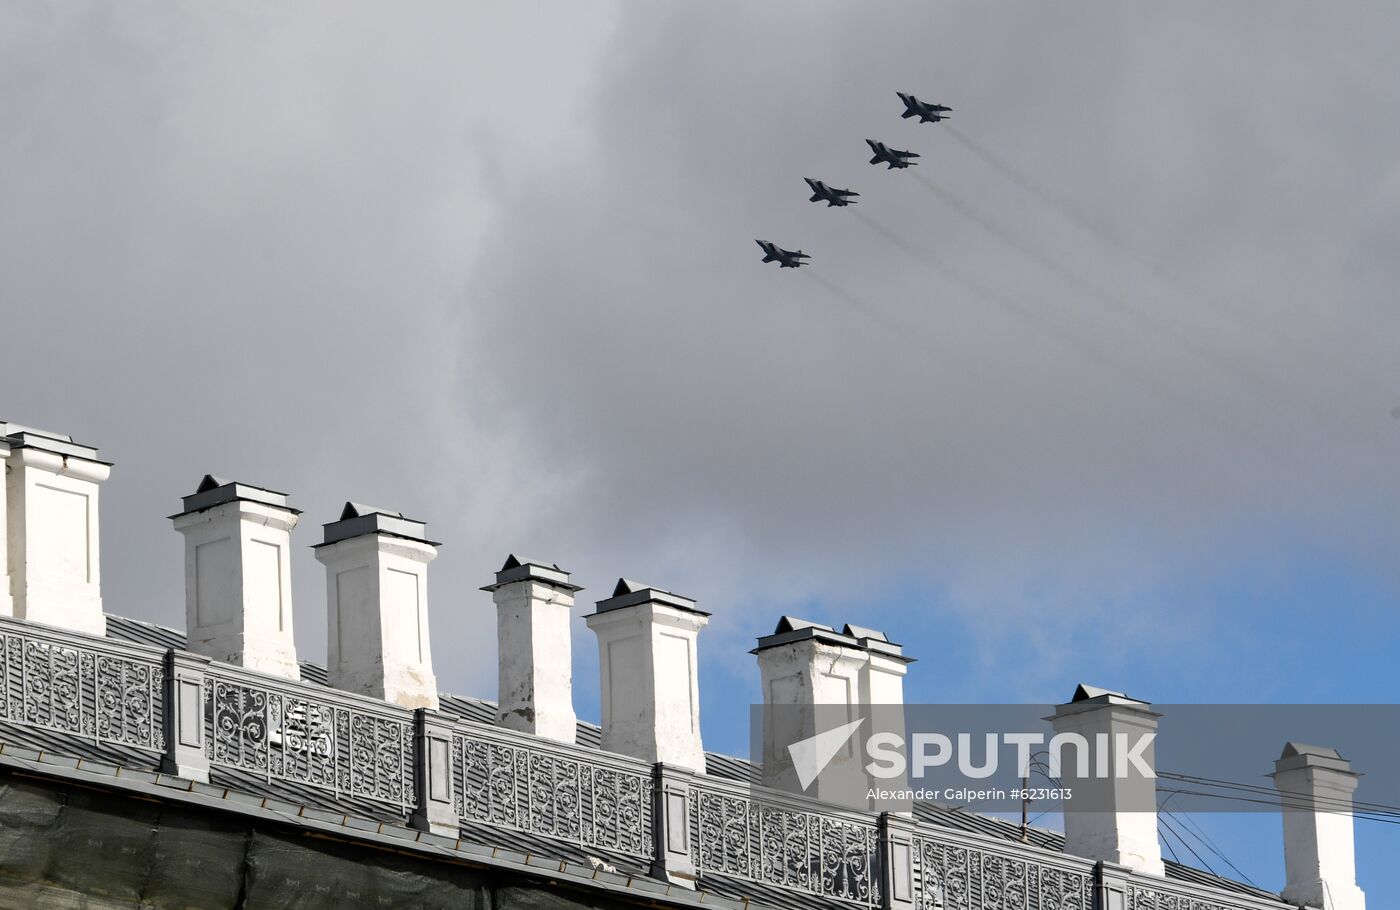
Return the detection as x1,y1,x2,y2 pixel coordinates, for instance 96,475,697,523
0,776,499,910
0,778,245,909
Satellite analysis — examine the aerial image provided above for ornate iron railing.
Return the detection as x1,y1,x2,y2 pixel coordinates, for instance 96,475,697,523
453,721,654,859
690,777,883,906
205,664,416,811
0,617,164,753
912,827,1094,910
1123,881,1289,910
0,616,1294,910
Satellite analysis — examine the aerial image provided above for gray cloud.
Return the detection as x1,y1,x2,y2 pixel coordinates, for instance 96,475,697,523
4,2,1399,705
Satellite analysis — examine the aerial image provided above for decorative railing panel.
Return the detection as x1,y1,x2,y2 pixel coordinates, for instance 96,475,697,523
691,781,882,906
1125,882,1283,910
0,620,163,753
913,829,1094,910
205,667,415,811
454,723,653,859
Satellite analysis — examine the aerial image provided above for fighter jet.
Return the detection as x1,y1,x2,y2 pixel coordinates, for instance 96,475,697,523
897,92,952,123
866,139,920,169
804,178,859,207
755,239,810,268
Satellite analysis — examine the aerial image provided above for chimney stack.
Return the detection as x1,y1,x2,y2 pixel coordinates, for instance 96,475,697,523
754,618,910,801
314,503,439,710
584,579,709,771
482,554,581,743
844,622,911,708
0,435,11,617
2,423,110,636
1049,684,1164,876
171,475,301,679
1272,742,1366,910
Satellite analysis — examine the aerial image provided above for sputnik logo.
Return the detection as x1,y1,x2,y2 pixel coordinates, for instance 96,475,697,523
787,718,865,791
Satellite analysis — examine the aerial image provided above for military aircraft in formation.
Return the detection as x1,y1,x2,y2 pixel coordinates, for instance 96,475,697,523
804,178,860,207
755,239,811,268
896,92,952,123
759,92,949,269
866,139,920,169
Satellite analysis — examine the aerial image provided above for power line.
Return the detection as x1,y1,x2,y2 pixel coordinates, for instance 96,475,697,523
1156,787,1400,827
1159,811,1220,878
1158,790,1259,887
1160,771,1400,818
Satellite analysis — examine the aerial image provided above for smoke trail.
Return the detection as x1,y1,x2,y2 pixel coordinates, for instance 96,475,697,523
909,171,1391,451
799,268,926,350
848,207,1398,490
947,125,1398,413
850,209,1236,432
946,126,1119,250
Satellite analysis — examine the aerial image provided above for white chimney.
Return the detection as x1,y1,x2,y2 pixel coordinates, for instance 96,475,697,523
0,435,11,617
314,502,439,710
1049,684,1164,876
1272,742,1366,910
754,617,910,801
2,423,110,636
584,579,709,771
482,554,580,743
844,622,911,707
171,475,301,680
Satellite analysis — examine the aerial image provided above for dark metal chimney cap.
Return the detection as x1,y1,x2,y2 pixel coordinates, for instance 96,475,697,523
752,615,859,654
481,553,582,593
172,474,297,518
0,421,105,463
1273,741,1359,777
591,578,708,616
317,501,438,547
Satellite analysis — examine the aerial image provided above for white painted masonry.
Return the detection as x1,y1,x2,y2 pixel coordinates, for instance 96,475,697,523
1272,742,1366,910
585,579,709,771
1049,685,1165,876
2,423,110,636
314,502,439,710
483,555,580,743
756,618,865,799
0,436,10,618
171,475,301,680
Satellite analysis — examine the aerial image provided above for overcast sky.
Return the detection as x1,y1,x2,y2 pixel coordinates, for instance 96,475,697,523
5,2,1400,895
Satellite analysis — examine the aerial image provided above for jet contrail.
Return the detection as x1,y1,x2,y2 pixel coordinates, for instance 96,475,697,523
852,207,1400,490
850,207,1278,461
799,268,925,348
908,171,1392,452
946,126,1119,249
946,124,1399,419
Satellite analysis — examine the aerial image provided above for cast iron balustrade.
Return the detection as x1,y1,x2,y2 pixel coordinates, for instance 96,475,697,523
0,616,164,753
0,615,1292,910
204,662,417,811
453,720,655,858
1119,881,1296,910
689,775,884,906
911,826,1093,910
